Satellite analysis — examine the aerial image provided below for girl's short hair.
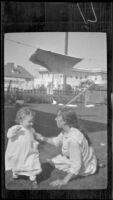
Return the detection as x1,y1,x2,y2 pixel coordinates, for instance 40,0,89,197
57,107,80,128
15,107,35,124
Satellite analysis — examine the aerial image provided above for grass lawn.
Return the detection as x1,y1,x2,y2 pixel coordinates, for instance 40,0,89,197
4,104,107,190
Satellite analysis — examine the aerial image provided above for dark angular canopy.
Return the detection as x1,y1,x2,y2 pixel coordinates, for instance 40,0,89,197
30,48,82,75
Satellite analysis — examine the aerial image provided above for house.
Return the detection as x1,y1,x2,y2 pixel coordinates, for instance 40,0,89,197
34,66,107,92
4,63,34,90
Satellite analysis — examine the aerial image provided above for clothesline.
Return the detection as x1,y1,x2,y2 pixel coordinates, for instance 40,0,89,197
5,38,104,62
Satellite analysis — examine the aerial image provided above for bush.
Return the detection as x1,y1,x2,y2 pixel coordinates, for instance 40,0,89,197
5,93,16,104
65,84,73,94
23,94,52,104
53,94,75,104
38,85,47,93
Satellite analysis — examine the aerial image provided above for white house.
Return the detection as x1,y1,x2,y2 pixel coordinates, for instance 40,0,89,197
34,66,107,93
5,63,34,91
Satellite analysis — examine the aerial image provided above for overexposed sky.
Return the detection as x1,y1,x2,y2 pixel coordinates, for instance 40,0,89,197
4,32,107,76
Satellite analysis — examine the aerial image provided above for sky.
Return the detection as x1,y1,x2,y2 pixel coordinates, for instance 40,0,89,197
4,32,107,77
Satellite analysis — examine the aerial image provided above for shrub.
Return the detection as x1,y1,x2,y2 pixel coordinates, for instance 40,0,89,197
38,85,47,93
5,93,16,104
65,84,73,94
23,94,52,104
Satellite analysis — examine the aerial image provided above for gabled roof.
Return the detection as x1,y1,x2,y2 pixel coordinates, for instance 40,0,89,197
5,63,34,79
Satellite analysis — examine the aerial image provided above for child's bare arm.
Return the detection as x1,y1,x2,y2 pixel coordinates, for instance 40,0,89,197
34,132,55,145
7,125,22,138
43,137,55,145
34,132,45,141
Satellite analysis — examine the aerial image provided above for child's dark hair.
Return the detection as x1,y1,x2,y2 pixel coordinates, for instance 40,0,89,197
15,107,35,124
57,107,92,146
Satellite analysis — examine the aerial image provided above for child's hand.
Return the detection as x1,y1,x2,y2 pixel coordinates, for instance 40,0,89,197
33,141,39,149
35,133,44,141
7,125,22,138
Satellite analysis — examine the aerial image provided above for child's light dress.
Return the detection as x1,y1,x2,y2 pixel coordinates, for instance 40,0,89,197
5,125,42,177
51,128,97,176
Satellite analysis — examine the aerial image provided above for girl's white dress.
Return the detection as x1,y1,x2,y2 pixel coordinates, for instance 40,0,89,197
51,127,97,176
5,125,42,176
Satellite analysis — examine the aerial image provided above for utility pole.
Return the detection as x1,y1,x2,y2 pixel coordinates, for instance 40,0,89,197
63,32,68,91
65,32,68,55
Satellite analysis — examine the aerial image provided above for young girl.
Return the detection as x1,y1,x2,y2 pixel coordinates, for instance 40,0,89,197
38,107,97,188
5,107,43,185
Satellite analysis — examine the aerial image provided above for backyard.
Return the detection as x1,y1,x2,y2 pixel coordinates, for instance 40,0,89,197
4,103,107,190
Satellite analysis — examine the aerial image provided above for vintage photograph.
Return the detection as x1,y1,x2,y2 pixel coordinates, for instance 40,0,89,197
4,32,107,190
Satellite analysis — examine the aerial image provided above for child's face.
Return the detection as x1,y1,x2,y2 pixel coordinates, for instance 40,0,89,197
21,115,34,129
55,113,66,128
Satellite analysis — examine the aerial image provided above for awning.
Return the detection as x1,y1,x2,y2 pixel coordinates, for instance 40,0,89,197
29,49,82,75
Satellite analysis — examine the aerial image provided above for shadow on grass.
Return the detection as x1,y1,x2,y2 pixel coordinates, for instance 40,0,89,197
9,162,55,183
17,175,29,180
36,163,54,184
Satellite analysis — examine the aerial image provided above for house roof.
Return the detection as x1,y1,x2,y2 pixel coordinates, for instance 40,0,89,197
5,63,34,79
29,48,82,75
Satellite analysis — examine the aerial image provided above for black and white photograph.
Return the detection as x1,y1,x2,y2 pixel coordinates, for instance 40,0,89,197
4,32,107,190
1,2,112,199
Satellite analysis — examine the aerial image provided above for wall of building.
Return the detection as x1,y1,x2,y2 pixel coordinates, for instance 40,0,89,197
34,71,107,90
5,77,34,90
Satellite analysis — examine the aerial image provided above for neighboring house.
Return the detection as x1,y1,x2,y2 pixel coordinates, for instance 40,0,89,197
34,70,64,89
4,63,34,90
34,66,107,91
